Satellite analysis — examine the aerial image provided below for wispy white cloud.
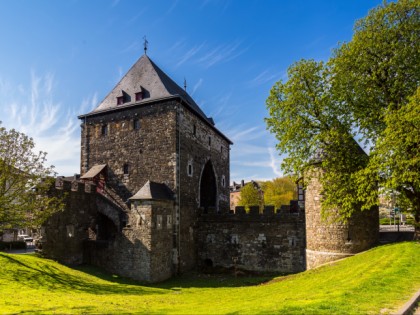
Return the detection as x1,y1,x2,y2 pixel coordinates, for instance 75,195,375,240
125,9,147,26
200,0,231,13
268,147,283,177
80,93,98,115
248,69,284,87
176,43,205,68
0,72,91,176
166,0,179,15
121,41,142,53
227,125,267,143
174,40,247,70
111,0,120,7
191,78,203,96
196,41,247,68
168,39,186,53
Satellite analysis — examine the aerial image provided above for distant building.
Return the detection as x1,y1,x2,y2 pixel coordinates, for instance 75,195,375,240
229,180,263,210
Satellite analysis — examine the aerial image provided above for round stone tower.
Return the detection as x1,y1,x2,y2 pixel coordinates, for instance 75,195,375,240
305,171,379,269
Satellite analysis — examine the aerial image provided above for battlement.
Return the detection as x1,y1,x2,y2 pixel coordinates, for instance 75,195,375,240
199,200,304,221
197,198,306,274
55,176,96,194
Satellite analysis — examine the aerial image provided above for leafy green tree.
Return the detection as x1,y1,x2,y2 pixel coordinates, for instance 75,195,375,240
266,0,420,223
0,123,63,232
265,59,367,219
262,177,296,209
238,183,263,210
360,88,420,225
332,0,419,140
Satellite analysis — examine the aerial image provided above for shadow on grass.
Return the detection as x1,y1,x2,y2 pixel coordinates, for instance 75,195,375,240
1,252,275,294
74,264,275,290
0,253,164,296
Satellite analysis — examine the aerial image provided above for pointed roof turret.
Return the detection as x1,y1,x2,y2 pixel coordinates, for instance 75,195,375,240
84,55,210,124
130,180,174,201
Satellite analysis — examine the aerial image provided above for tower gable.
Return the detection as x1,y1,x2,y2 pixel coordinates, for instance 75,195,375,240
89,55,210,124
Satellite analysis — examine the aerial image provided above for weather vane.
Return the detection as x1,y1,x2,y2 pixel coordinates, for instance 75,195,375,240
184,77,187,91
143,36,148,55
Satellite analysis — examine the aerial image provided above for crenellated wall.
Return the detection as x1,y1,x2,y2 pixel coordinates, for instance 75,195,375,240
44,178,175,283
197,204,306,274
43,179,99,265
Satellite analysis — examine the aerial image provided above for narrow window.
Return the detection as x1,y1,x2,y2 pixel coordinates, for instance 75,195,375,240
101,124,108,136
187,161,193,177
123,163,129,175
133,118,140,130
208,136,211,146
222,175,226,188
66,225,74,238
167,215,172,229
193,124,196,136
220,146,223,153
156,215,162,230
117,96,124,105
135,92,143,102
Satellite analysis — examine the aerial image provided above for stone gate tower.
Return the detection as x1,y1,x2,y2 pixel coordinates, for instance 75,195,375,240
75,53,231,279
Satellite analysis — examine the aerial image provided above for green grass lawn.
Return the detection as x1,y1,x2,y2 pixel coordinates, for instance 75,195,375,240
1,242,419,314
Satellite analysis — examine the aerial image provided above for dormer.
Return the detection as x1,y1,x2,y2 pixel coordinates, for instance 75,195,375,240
116,90,131,105
135,86,144,102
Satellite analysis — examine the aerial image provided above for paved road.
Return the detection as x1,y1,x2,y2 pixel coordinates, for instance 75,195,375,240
2,246,36,254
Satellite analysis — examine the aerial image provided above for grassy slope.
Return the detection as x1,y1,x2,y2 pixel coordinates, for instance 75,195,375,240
0,242,419,314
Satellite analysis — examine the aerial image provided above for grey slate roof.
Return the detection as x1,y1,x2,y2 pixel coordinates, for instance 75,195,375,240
88,54,210,124
130,180,174,201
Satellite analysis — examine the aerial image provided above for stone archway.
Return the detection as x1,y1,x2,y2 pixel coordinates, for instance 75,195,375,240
200,160,217,211
96,213,117,241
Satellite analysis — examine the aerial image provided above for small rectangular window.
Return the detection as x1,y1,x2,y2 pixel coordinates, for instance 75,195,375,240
135,92,143,102
123,163,129,175
117,96,124,105
167,215,172,229
156,215,162,230
133,118,140,130
101,124,108,136
193,124,196,136
208,136,211,146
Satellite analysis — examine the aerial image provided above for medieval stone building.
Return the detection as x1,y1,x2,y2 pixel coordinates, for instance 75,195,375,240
42,52,379,282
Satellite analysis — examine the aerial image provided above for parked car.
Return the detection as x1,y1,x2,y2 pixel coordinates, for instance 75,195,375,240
18,235,34,243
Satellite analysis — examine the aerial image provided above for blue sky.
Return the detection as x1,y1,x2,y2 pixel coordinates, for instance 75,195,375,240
0,0,383,183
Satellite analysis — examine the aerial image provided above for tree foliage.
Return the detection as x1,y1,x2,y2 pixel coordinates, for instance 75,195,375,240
262,177,296,209
0,123,64,231
332,0,420,140
265,0,420,223
238,183,263,210
364,88,420,223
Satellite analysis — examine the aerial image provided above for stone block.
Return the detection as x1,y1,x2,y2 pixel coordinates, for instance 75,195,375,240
263,205,275,215
249,206,260,215
235,206,246,214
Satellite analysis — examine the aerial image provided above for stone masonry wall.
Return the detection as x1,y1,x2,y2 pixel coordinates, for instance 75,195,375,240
177,105,231,272
80,100,178,201
305,170,379,269
197,206,306,274
43,179,99,265
85,199,174,282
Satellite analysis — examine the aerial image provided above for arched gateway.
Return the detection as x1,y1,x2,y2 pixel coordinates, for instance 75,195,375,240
199,160,217,211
